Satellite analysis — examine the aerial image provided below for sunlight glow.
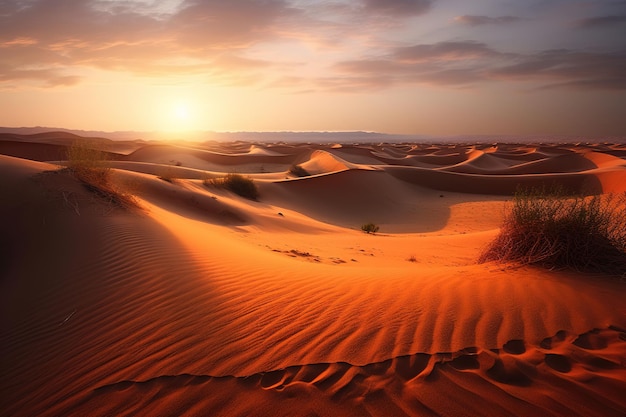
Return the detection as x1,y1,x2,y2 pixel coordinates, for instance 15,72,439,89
174,103,190,121
160,99,198,133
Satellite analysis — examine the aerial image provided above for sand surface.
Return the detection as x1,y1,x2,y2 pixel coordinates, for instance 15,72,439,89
1,133,625,416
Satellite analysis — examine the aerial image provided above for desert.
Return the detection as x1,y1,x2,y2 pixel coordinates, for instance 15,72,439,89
1,132,625,416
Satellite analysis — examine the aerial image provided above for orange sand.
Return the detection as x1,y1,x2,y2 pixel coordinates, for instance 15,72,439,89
1,133,625,416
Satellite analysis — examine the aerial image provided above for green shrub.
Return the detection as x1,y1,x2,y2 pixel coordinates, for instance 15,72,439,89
206,173,259,201
361,223,379,234
479,187,626,275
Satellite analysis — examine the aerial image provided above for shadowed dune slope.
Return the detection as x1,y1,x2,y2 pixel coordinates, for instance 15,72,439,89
260,169,454,231
385,166,608,195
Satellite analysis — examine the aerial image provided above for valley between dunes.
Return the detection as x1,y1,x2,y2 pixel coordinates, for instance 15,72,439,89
1,133,625,416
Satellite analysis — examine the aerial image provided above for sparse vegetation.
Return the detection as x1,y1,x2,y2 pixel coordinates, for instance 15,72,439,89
479,187,626,275
289,164,310,177
66,140,136,209
361,223,380,234
67,140,110,185
158,165,177,183
205,173,259,201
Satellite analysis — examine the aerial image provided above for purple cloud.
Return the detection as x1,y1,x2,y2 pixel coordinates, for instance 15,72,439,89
361,0,432,16
575,15,626,28
332,41,626,91
491,49,626,90
454,15,522,26
394,41,500,61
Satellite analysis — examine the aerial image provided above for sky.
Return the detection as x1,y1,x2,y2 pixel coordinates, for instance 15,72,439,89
1,0,625,137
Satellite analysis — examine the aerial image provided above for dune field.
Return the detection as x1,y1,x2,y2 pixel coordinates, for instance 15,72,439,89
1,132,625,417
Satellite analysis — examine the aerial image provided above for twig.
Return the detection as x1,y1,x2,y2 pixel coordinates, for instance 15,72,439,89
59,309,77,326
62,192,81,216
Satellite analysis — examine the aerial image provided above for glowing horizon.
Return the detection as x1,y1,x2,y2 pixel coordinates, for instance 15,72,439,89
1,0,625,137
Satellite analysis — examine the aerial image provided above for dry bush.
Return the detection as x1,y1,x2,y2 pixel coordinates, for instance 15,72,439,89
66,141,136,209
158,165,178,183
361,223,379,234
289,164,310,177
67,140,110,185
205,173,259,201
479,187,626,275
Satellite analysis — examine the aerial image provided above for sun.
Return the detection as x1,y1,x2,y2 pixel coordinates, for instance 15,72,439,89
155,95,207,136
164,100,196,133
174,103,190,122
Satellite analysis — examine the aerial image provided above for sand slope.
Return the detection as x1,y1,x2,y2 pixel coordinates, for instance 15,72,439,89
1,135,625,416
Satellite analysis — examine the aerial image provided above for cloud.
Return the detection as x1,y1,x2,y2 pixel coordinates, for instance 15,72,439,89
361,0,432,16
0,0,439,89
453,15,522,26
333,41,498,90
0,0,297,87
171,0,297,48
332,41,626,91
490,49,626,90
0,0,297,86
575,15,626,28
0,63,81,88
394,41,501,61
1,0,623,93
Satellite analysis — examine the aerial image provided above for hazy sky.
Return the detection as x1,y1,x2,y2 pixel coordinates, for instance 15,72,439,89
1,0,625,136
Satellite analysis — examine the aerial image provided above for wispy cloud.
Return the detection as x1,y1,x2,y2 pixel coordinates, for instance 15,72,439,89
575,15,626,28
453,15,522,26
491,49,626,90
1,0,624,94
361,0,433,16
0,0,297,87
332,41,626,91
331,41,501,90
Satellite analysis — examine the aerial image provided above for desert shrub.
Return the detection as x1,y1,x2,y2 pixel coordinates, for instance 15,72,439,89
206,173,259,200
479,187,626,275
66,141,136,209
66,140,110,186
289,164,310,177
158,165,177,183
361,223,379,234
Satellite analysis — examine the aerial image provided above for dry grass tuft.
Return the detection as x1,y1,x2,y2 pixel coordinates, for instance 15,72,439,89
67,141,110,184
289,164,310,177
204,173,259,201
479,187,626,275
66,141,137,209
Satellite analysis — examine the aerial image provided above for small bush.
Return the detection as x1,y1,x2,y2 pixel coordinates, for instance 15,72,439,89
158,165,177,183
479,187,626,275
67,140,110,186
66,141,136,209
206,173,259,200
289,164,310,177
361,223,379,234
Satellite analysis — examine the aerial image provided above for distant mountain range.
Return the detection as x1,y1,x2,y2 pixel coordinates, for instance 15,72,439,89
0,126,623,144
0,126,422,143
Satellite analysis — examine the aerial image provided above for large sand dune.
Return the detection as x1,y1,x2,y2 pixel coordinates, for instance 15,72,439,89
1,133,625,416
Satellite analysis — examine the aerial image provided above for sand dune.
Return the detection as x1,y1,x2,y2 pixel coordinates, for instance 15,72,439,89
74,327,626,417
1,134,625,416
